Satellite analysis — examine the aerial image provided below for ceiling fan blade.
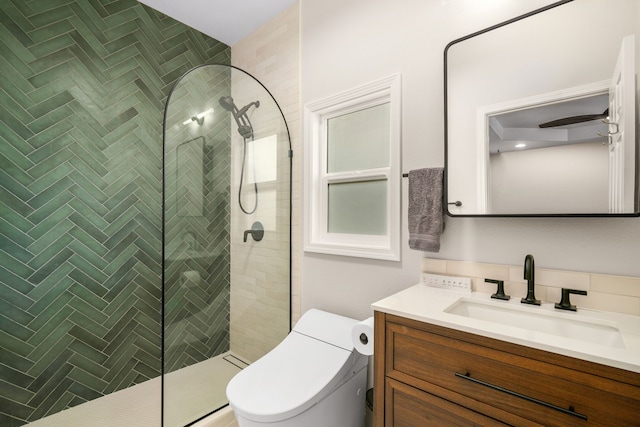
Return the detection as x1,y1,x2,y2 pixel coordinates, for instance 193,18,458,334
538,108,609,128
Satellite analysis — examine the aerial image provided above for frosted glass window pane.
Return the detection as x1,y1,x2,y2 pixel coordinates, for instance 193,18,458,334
327,103,390,173
328,180,387,235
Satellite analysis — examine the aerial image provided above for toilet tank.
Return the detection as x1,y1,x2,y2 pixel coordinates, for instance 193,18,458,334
293,309,360,351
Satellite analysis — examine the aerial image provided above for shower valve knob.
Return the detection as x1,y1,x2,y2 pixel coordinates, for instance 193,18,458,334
243,221,264,242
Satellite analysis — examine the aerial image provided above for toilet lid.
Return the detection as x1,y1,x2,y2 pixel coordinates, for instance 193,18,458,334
226,331,355,423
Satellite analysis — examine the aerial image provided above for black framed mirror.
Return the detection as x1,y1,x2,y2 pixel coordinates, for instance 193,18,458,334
444,0,639,217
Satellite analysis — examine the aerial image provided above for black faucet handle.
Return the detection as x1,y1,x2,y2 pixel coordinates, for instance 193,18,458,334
554,288,588,311
486,278,510,300
243,221,264,242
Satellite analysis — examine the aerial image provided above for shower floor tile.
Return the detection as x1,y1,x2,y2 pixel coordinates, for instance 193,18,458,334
26,352,246,427
164,352,247,426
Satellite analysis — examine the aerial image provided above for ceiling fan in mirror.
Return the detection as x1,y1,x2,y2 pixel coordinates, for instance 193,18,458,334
538,108,609,128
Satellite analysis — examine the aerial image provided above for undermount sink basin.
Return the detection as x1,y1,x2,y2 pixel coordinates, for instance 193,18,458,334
444,298,626,349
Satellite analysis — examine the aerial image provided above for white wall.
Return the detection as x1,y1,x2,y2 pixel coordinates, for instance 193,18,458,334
300,0,640,321
489,142,609,214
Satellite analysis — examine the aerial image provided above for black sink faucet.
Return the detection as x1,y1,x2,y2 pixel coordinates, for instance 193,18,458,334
521,254,541,305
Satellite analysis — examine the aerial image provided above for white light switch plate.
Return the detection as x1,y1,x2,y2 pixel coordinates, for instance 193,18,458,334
422,273,472,292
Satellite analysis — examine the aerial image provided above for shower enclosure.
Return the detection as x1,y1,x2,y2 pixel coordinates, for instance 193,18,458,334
162,64,291,426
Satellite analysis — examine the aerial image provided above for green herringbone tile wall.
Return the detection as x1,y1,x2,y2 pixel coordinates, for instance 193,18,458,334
163,64,232,374
0,0,230,425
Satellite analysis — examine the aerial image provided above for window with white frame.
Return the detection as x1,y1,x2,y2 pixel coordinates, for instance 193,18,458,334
304,74,401,260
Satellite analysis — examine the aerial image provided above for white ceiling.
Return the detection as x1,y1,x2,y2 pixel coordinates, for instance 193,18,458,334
489,95,610,153
138,0,297,46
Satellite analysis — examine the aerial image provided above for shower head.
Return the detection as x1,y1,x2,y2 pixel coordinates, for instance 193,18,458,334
219,96,237,113
219,96,260,117
237,100,260,117
218,96,260,139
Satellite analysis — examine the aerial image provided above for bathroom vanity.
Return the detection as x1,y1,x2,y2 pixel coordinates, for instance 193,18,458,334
372,286,640,426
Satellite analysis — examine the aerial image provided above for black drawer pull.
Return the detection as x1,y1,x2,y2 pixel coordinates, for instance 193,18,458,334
455,372,587,421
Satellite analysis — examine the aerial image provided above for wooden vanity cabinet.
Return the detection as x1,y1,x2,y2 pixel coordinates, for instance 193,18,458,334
373,312,640,426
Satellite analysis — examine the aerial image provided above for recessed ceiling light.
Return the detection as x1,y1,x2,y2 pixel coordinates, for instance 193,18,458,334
515,143,526,149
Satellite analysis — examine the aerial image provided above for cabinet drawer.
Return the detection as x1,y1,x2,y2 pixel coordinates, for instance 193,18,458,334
385,319,640,426
386,378,512,427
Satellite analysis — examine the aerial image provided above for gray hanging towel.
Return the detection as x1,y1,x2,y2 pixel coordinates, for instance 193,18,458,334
408,168,444,252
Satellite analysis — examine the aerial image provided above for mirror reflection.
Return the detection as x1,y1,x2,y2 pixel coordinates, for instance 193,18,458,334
445,0,639,216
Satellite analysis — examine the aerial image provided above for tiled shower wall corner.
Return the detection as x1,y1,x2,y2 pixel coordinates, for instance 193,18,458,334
422,258,640,316
0,0,229,425
230,3,300,361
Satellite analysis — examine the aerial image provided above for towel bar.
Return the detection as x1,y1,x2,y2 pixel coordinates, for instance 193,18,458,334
403,173,462,206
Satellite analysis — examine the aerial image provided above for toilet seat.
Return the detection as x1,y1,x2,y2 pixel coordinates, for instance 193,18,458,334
226,331,358,423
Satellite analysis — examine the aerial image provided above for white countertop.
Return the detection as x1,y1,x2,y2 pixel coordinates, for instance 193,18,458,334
372,284,640,374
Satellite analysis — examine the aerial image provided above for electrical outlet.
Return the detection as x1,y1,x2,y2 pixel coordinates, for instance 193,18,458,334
422,273,472,292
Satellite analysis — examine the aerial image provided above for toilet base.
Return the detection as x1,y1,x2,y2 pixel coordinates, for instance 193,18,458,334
234,366,367,427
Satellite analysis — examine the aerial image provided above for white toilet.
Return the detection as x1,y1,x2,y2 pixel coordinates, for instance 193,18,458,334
226,309,369,427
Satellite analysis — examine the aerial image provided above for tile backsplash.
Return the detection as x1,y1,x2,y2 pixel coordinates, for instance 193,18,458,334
423,258,640,316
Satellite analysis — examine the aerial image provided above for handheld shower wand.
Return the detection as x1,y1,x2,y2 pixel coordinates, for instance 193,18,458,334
219,96,261,215
219,96,260,139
